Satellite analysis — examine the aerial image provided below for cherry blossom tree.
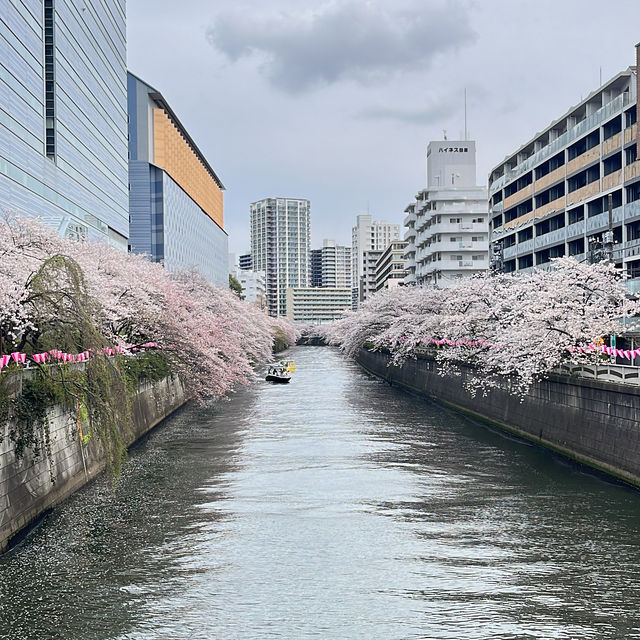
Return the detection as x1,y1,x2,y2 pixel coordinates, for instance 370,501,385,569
325,257,640,396
0,211,297,401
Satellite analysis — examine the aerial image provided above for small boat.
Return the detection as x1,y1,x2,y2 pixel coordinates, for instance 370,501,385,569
265,365,291,384
279,359,296,372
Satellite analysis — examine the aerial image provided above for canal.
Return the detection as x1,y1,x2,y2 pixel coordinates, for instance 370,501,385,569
2,346,640,639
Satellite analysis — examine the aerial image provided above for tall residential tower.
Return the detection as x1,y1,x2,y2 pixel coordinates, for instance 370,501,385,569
351,215,401,306
250,197,311,317
404,141,488,287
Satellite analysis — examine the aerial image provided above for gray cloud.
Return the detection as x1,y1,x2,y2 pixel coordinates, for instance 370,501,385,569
358,102,455,125
206,1,476,93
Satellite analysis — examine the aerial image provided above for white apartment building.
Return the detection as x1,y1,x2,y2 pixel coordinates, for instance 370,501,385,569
352,215,401,306
285,287,352,324
360,249,383,302
310,239,352,288
404,141,489,287
489,51,640,279
375,241,408,291
250,197,311,317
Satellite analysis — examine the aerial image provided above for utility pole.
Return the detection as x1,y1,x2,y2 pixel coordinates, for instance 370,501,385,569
603,193,615,264
490,241,504,273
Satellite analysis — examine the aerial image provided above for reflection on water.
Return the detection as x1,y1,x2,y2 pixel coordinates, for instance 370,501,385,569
1,347,640,639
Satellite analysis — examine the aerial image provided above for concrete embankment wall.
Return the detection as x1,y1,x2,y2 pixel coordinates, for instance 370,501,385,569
356,348,640,488
0,376,187,553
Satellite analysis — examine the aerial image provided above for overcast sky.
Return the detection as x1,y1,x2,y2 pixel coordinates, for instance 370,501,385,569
127,0,640,254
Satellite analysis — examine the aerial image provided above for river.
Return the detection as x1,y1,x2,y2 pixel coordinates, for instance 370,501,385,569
1,346,640,639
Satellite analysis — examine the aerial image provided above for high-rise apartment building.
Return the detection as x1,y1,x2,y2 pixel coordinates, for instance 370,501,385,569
351,215,401,306
310,239,352,288
127,73,228,286
239,253,252,270
360,249,383,302
488,49,640,279
404,141,488,287
375,241,408,291
250,197,311,317
0,0,129,247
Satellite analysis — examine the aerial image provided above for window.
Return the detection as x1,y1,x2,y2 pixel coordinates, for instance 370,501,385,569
44,0,56,160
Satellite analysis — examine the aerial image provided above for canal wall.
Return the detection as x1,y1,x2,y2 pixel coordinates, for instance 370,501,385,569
356,348,640,487
0,376,187,553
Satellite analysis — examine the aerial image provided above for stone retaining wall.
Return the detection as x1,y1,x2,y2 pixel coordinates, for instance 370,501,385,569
0,376,186,552
356,348,640,487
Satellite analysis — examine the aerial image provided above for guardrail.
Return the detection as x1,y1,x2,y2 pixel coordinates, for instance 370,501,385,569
557,363,640,385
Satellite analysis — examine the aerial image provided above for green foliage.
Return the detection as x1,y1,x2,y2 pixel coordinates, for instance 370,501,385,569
122,350,172,394
229,273,244,298
272,328,288,353
9,370,66,461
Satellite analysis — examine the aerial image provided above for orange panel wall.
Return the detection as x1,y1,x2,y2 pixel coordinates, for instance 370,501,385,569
153,108,224,228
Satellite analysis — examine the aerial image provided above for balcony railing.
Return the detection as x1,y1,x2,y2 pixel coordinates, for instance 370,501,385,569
602,169,623,191
566,181,600,206
624,160,640,181
504,183,533,210
624,122,637,144
534,196,565,218
602,131,622,156
566,145,600,175
534,165,565,192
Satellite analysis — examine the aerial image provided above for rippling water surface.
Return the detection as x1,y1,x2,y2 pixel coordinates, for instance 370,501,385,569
2,347,640,639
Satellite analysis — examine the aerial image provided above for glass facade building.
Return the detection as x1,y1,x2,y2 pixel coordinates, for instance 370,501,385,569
127,73,228,287
0,0,129,248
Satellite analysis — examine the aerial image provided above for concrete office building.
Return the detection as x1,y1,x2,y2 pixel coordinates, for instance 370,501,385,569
352,215,400,306
0,0,129,247
488,48,640,278
375,241,408,291
128,73,228,286
236,269,266,309
285,287,352,324
310,239,352,288
404,141,488,287
360,249,383,302
250,197,311,317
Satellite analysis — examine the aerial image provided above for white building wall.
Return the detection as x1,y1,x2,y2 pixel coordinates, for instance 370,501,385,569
250,197,310,317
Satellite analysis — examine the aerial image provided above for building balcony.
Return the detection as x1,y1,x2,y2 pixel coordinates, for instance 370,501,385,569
503,244,517,260
602,169,623,191
403,211,417,227
602,131,622,156
534,165,565,192
504,211,534,230
624,122,637,144
517,239,534,254
404,228,416,242
534,228,566,250
585,205,623,233
625,160,640,182
535,196,565,218
566,146,600,175
566,181,600,207
566,219,585,238
504,183,533,210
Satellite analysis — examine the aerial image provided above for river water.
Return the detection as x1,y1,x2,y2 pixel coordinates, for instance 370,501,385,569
2,346,640,639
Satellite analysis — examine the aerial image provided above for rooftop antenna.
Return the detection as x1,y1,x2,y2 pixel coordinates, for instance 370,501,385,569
599,66,602,86
443,129,448,141
464,88,468,141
